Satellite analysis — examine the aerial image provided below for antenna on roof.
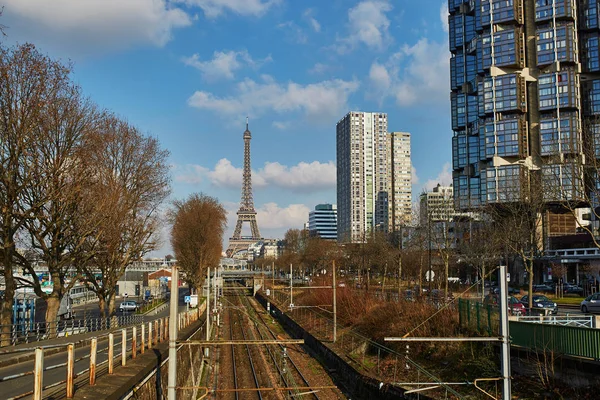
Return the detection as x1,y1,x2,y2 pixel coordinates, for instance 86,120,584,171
246,116,249,130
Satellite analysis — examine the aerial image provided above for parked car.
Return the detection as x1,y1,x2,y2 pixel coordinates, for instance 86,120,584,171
564,283,584,295
520,295,558,315
483,294,526,316
403,289,416,302
532,284,554,293
119,301,138,313
427,289,454,307
491,286,519,295
580,293,600,313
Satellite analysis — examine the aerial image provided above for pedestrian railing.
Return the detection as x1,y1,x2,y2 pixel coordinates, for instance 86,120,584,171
1,306,203,400
510,321,600,360
514,315,594,328
0,314,145,347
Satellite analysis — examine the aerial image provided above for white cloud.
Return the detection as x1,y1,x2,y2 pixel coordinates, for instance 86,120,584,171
182,50,270,81
303,9,321,33
369,61,391,92
440,3,449,33
423,162,453,191
173,164,209,184
223,201,310,239
3,0,191,53
394,38,450,105
187,75,359,122
207,158,267,188
277,21,308,44
308,63,330,75
367,38,450,106
272,121,291,130
176,0,280,18
260,161,336,191
336,1,392,53
256,203,310,230
411,164,419,185
174,159,336,192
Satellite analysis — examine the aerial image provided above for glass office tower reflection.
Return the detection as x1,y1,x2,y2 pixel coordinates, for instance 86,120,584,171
448,0,600,209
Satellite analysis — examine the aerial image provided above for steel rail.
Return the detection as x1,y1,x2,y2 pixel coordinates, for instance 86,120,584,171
236,297,263,400
251,296,319,400
229,306,239,400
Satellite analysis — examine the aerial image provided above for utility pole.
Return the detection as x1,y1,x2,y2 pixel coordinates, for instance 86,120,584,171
428,212,433,293
289,263,293,308
205,267,210,357
333,260,337,343
499,264,511,400
272,261,275,291
167,265,178,400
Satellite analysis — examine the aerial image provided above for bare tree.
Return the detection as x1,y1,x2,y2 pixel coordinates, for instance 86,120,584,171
280,228,308,273
0,44,74,344
457,216,502,301
0,7,6,37
18,79,100,332
493,195,545,310
81,115,171,318
423,188,457,297
170,193,227,291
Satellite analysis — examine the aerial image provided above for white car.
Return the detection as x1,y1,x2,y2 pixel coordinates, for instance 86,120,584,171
119,301,138,313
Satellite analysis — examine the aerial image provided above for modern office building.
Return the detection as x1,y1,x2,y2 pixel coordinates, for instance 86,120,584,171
308,204,338,240
448,0,595,210
336,112,412,242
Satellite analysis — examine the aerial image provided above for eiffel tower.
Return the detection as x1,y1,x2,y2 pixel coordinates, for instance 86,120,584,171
226,118,262,257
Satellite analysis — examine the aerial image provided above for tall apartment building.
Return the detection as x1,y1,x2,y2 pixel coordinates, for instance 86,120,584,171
448,0,596,210
308,204,338,240
336,112,412,242
420,185,456,225
389,132,413,228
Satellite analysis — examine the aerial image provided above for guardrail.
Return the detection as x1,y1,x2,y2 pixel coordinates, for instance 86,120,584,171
4,306,203,400
0,314,145,347
514,315,594,328
511,321,600,360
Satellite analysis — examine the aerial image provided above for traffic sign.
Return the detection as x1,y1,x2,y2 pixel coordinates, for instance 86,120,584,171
184,295,191,304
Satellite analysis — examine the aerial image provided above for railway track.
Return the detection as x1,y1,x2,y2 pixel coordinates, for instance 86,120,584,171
212,284,342,400
247,299,320,400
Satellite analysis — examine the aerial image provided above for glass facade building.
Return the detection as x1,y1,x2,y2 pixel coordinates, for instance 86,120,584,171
308,204,338,240
448,0,599,209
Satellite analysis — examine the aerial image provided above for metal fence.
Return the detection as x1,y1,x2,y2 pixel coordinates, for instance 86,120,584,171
0,306,204,400
0,314,145,347
457,298,499,335
510,321,600,360
513,315,594,328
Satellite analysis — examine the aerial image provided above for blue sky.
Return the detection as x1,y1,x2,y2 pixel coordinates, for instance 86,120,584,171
2,0,453,256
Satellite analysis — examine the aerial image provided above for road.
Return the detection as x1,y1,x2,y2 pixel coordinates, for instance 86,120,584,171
0,287,192,400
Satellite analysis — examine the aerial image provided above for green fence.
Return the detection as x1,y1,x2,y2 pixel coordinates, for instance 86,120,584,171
510,321,600,360
458,299,600,360
458,298,499,335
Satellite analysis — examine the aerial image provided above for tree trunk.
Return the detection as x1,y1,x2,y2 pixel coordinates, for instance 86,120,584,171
108,294,117,328
1,266,15,346
444,259,449,300
45,295,61,339
98,295,107,319
381,263,387,296
528,260,534,311
419,252,424,295
481,264,486,302
366,268,370,291
398,255,402,297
